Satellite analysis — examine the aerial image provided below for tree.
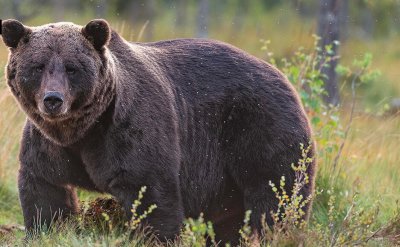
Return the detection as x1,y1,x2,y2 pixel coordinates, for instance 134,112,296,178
196,0,209,38
52,0,65,21
317,0,345,106
95,0,108,18
175,0,188,29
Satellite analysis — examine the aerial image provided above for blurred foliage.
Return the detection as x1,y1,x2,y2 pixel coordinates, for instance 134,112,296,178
1,0,400,38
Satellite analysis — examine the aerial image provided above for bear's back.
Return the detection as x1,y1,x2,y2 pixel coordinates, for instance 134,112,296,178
106,38,312,217
126,38,300,114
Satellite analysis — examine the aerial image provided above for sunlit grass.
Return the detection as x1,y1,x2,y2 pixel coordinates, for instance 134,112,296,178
344,114,400,219
0,68,25,226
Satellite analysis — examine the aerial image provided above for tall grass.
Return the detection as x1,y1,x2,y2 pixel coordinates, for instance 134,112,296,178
0,67,26,226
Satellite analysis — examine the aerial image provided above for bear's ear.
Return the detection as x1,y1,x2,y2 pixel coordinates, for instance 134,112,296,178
1,19,31,48
82,19,111,51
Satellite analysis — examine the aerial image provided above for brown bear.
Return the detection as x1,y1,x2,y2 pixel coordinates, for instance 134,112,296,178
1,19,316,244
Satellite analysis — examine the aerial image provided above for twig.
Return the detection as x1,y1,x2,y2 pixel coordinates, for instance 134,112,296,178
331,68,365,174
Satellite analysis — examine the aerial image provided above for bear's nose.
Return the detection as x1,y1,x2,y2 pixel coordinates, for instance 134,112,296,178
43,92,64,112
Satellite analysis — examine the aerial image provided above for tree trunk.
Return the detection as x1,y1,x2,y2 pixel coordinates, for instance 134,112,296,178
95,0,107,18
197,0,209,38
52,0,66,22
233,0,249,32
317,0,342,106
11,0,23,21
361,5,374,39
175,0,188,29
339,0,349,41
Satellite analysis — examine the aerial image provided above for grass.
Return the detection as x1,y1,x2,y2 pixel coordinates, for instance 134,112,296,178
0,5,400,246
343,114,400,219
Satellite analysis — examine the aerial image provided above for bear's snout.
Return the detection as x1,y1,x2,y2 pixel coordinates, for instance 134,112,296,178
43,91,64,115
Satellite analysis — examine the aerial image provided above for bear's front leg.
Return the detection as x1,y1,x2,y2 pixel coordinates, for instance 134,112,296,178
108,172,184,241
18,122,80,232
18,169,79,231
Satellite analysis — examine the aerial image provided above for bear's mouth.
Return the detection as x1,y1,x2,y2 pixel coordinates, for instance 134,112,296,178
39,108,70,122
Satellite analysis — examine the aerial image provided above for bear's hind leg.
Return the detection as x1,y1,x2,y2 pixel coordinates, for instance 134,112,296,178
226,146,305,240
207,178,244,246
243,185,278,232
229,149,314,241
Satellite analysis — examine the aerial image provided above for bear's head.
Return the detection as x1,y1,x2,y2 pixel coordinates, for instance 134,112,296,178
1,19,116,146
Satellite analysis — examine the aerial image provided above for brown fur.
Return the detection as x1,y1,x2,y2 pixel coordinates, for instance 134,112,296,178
1,19,316,245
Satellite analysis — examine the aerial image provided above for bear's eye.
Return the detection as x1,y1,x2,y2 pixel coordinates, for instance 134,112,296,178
65,66,76,75
35,65,44,73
